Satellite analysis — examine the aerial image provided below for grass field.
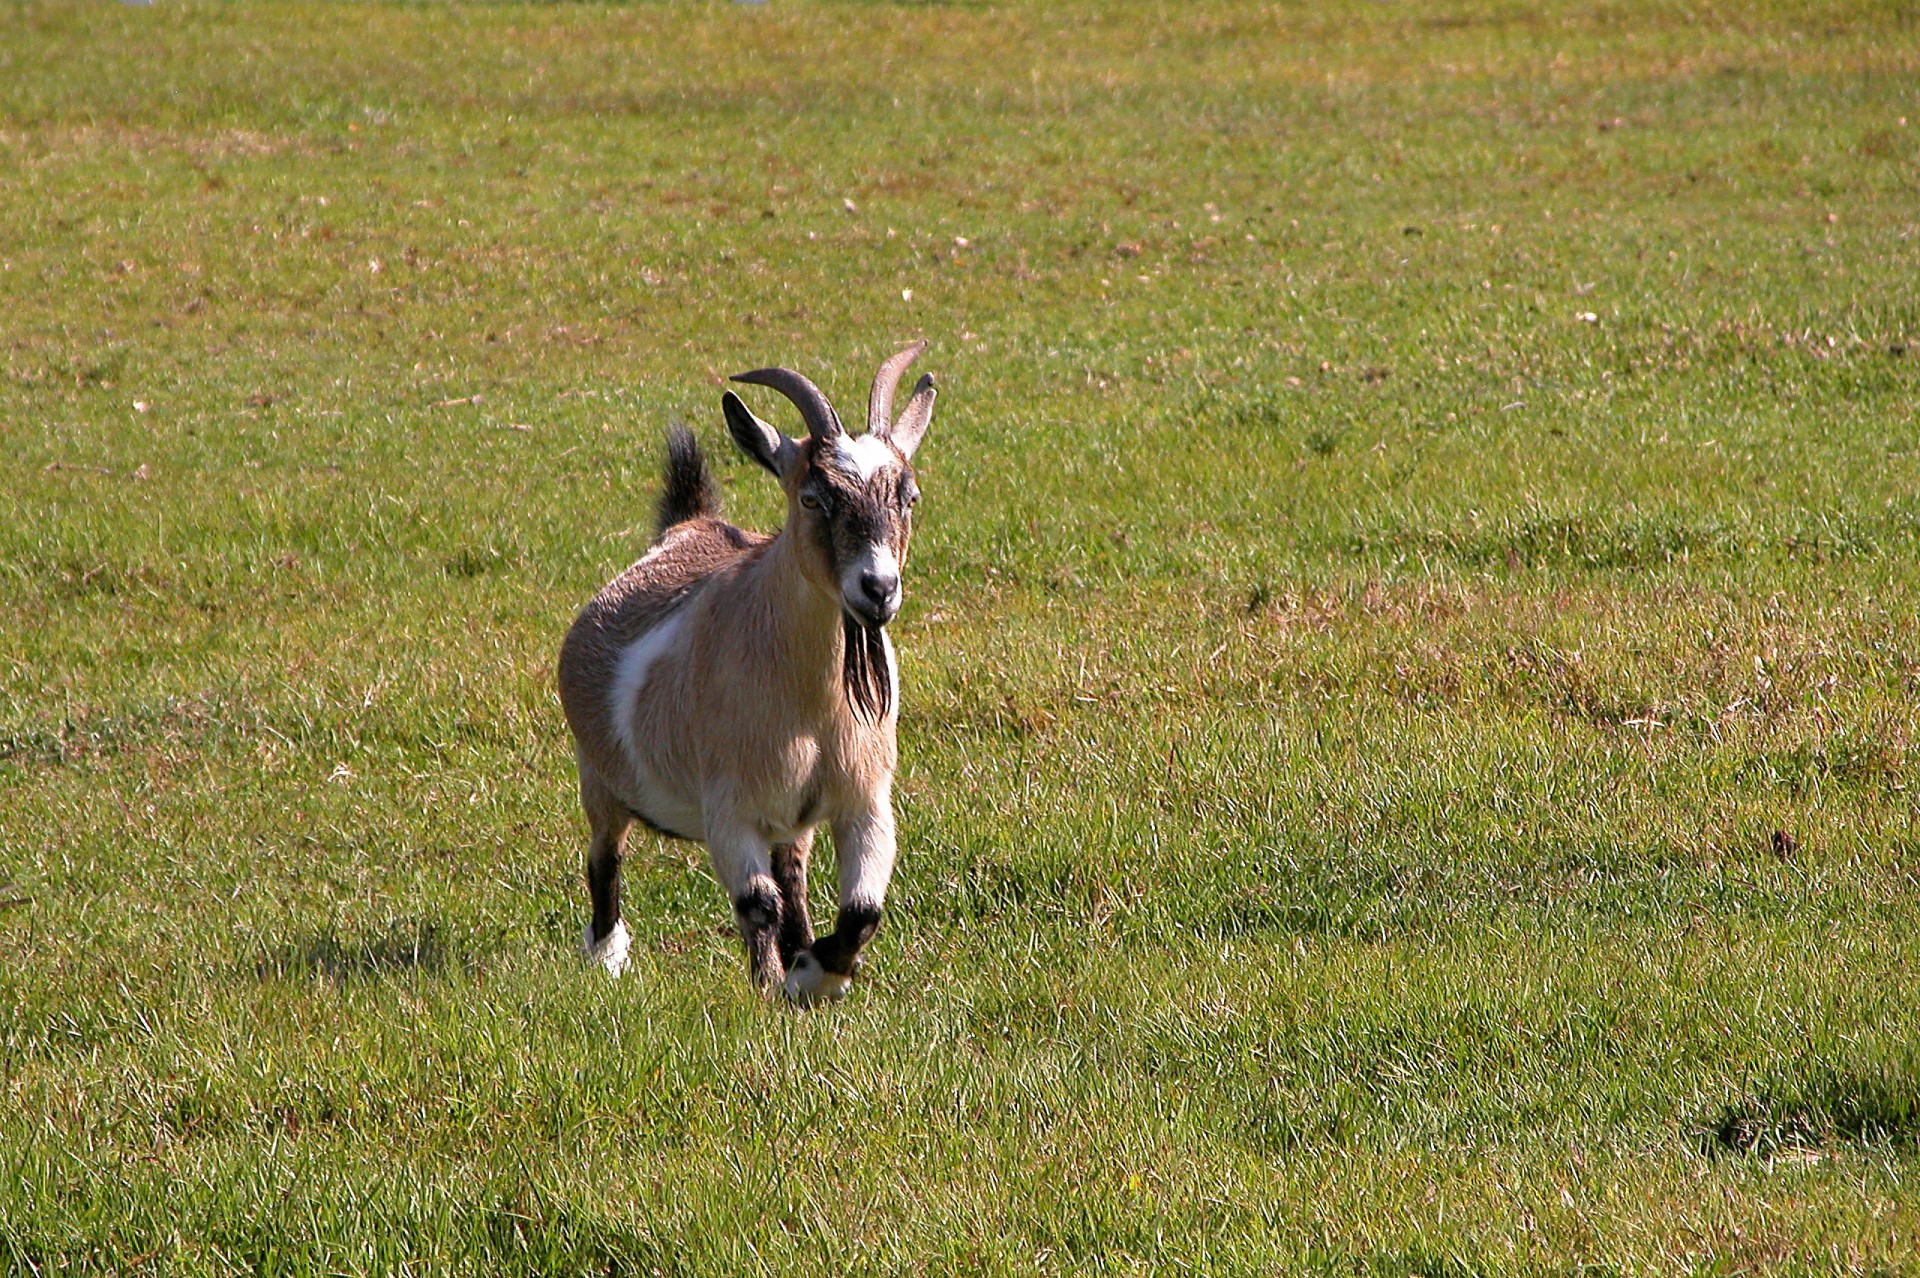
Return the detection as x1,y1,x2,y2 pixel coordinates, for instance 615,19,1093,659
4,0,1920,1271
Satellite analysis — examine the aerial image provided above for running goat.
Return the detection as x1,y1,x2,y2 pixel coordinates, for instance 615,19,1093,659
557,343,938,1004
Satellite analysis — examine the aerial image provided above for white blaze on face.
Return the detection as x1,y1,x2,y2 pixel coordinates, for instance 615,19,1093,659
823,433,905,619
831,433,895,482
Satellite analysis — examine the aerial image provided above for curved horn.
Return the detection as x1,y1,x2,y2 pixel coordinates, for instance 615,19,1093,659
730,367,842,441
867,339,928,435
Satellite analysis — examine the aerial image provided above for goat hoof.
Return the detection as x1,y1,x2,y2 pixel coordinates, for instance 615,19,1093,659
781,950,852,1007
581,919,632,978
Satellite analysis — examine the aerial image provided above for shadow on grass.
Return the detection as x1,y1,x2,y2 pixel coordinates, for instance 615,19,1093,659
253,917,459,984
1693,1057,1920,1158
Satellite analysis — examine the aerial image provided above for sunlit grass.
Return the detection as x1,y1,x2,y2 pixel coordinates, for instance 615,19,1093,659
3,1,1919,1272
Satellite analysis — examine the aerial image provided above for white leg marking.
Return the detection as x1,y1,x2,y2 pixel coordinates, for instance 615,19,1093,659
782,951,852,1006
581,918,632,977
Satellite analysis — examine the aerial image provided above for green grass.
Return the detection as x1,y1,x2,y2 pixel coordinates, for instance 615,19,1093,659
3,0,1920,1271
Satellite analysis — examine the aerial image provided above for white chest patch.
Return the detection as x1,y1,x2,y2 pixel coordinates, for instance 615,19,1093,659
608,609,688,763
829,434,895,482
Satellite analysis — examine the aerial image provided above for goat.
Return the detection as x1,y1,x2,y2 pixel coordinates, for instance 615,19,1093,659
556,342,938,1004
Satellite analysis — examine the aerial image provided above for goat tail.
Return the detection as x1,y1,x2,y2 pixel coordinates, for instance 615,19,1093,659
655,424,721,538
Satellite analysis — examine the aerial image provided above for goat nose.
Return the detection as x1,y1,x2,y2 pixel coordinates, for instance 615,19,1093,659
859,569,899,604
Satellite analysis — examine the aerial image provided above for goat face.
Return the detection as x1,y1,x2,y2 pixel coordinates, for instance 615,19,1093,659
794,434,918,627
721,343,938,631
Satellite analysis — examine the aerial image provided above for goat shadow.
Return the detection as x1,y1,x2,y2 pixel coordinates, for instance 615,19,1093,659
252,916,463,984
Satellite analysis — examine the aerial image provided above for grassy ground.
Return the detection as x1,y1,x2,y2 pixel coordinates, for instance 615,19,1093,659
3,0,1919,1271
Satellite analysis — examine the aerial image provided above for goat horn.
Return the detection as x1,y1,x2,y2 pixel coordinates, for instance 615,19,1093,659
867,339,928,436
730,367,843,441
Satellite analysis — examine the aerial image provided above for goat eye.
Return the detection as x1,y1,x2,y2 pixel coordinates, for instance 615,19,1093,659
800,493,822,510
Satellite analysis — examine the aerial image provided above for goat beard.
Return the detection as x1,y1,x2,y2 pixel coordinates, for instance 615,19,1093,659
841,612,892,724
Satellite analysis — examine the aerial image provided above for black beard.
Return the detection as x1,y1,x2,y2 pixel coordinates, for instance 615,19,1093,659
842,611,892,724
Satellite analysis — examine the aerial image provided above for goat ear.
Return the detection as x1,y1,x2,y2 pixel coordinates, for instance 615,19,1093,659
883,373,937,459
722,390,797,476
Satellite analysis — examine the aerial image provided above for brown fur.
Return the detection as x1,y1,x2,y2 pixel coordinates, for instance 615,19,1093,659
557,515,766,799
558,443,904,839
559,347,934,999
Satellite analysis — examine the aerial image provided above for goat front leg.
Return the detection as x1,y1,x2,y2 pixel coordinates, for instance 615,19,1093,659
783,801,895,1007
707,818,786,992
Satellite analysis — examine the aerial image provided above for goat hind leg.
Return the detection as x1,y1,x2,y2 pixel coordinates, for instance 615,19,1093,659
770,833,816,968
578,758,635,976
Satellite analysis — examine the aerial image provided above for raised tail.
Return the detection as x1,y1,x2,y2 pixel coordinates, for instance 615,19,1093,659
655,424,721,538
